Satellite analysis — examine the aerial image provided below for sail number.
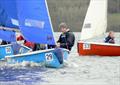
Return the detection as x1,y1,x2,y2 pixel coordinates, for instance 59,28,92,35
45,53,53,61
5,47,12,54
83,43,91,50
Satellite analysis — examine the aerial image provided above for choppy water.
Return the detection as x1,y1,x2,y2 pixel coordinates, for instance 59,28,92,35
0,32,120,85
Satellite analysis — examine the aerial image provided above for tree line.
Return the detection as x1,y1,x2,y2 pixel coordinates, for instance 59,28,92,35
47,0,120,32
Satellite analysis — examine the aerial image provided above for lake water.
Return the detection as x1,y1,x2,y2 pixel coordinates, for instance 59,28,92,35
0,32,120,85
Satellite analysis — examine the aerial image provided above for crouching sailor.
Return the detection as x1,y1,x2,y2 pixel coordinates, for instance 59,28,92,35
105,31,115,44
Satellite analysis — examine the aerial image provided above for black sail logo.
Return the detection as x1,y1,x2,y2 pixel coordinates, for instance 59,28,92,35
84,23,91,28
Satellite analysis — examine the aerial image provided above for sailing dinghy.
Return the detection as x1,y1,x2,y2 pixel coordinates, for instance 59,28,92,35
0,0,69,68
77,0,120,56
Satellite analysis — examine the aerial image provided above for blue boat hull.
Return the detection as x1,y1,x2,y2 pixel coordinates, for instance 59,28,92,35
0,44,31,60
0,45,14,60
5,48,69,68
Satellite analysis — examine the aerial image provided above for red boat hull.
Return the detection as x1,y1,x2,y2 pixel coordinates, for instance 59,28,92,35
77,41,120,56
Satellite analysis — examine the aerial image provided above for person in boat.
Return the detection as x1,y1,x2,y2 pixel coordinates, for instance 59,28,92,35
105,31,115,44
17,35,47,51
47,44,56,49
57,22,75,51
24,40,35,49
17,35,35,50
33,44,47,51
1,40,10,45
17,35,24,41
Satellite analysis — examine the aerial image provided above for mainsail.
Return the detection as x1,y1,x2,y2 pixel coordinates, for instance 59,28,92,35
0,0,18,27
17,0,56,45
0,0,56,45
0,0,18,42
81,0,108,40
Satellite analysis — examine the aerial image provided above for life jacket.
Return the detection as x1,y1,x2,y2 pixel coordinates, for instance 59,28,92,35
24,41,35,49
17,35,35,49
57,31,75,51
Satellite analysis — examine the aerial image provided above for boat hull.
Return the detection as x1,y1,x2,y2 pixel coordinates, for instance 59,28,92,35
0,45,14,60
5,48,69,68
0,44,31,60
77,41,120,56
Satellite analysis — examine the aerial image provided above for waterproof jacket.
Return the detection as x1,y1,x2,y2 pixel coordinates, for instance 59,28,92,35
57,31,75,51
105,36,115,44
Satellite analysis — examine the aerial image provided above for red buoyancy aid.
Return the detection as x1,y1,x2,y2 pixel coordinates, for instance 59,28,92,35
24,41,35,49
17,35,35,49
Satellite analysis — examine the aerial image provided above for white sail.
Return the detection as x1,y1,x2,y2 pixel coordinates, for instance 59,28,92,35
81,0,108,40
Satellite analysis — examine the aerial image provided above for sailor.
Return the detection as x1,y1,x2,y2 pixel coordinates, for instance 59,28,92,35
57,22,75,51
17,35,24,41
47,44,56,49
105,31,115,44
17,35,35,50
1,40,10,45
47,23,75,65
24,40,35,49
33,44,47,51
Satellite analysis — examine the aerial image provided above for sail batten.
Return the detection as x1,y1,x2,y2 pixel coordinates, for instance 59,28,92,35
81,0,108,40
